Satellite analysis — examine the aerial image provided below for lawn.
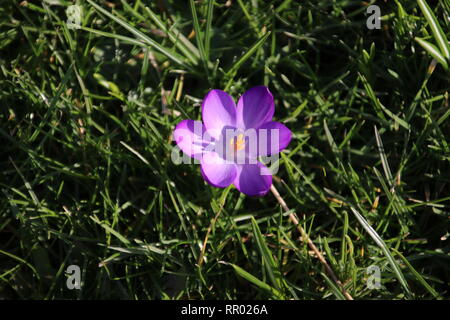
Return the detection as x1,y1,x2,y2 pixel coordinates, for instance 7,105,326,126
0,0,449,299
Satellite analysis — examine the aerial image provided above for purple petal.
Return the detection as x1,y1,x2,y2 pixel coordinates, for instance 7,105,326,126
237,86,274,130
256,121,292,156
233,162,272,197
173,120,212,159
202,89,237,139
201,152,237,188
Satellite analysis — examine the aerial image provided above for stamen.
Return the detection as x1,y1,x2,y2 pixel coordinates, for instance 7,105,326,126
230,133,245,152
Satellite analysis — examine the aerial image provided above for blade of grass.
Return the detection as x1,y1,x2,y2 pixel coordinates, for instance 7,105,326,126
197,186,232,267
87,0,189,68
236,0,261,37
392,248,442,299
349,206,411,296
0,249,39,279
324,188,412,296
142,5,200,64
415,37,448,70
224,262,284,299
204,0,214,60
189,0,209,78
417,0,450,60
250,216,283,291
374,126,394,188
321,272,346,300
270,184,354,300
225,31,271,77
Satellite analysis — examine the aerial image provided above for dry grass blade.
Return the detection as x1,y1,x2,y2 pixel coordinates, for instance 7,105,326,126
270,184,353,300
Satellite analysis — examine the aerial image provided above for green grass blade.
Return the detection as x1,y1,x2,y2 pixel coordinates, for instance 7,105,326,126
81,26,148,48
90,215,130,245
226,263,284,299
349,207,411,296
392,248,442,299
250,217,283,291
204,0,214,60
225,31,271,77
142,5,200,64
321,272,346,300
360,73,410,129
415,37,449,70
236,0,260,36
189,0,209,76
87,0,189,68
374,126,394,186
417,0,450,60
0,249,40,280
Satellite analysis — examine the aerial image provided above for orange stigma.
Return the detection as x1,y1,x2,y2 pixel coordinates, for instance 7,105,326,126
230,134,245,152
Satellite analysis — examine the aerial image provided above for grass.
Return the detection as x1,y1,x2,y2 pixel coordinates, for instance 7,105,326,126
0,0,449,299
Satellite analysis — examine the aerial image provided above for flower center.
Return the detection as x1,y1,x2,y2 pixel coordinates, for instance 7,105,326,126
230,133,245,152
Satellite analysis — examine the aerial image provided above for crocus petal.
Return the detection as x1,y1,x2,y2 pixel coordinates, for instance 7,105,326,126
233,162,272,197
173,120,212,159
255,121,292,156
237,86,274,130
201,152,237,188
202,89,237,139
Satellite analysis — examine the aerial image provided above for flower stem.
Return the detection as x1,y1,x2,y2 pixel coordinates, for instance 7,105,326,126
270,184,354,300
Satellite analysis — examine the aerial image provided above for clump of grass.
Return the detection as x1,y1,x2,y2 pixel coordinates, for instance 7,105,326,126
0,0,448,299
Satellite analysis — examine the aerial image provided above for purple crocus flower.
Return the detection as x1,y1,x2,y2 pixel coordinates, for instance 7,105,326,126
173,86,292,196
